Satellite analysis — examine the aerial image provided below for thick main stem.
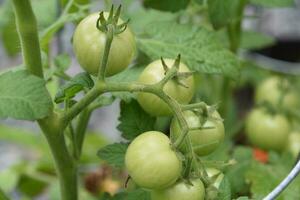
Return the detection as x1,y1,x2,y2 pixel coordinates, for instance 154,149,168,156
12,1,78,199
39,115,77,200
12,0,43,78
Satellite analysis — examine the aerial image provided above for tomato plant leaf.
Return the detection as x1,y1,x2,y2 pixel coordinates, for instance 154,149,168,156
250,0,294,7
0,69,52,120
226,146,252,196
127,189,151,200
138,21,240,79
17,173,49,197
55,72,94,103
117,100,156,140
127,8,178,34
218,176,231,200
246,153,300,200
97,143,129,168
143,0,190,12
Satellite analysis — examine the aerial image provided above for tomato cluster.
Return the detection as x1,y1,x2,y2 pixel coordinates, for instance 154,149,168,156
73,12,226,200
246,76,300,157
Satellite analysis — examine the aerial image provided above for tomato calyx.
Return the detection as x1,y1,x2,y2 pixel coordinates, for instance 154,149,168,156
96,5,130,35
188,105,223,131
161,55,194,88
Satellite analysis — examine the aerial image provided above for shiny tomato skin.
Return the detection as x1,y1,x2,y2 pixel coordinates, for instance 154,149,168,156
73,12,136,76
245,108,290,151
151,179,205,200
125,131,182,190
170,110,225,156
137,59,195,116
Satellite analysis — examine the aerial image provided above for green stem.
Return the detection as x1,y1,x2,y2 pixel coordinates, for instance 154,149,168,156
38,114,77,200
61,86,103,126
76,109,92,156
12,1,78,199
12,0,43,78
98,26,114,81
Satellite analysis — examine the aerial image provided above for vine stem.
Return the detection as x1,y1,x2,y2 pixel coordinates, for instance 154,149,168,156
12,1,78,200
12,0,43,78
98,25,114,81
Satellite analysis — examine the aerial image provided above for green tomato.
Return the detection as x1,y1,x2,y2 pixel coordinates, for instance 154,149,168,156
73,12,136,76
286,132,300,158
125,131,182,189
170,110,225,156
255,77,299,110
137,59,195,116
151,179,205,200
206,168,224,189
245,108,290,151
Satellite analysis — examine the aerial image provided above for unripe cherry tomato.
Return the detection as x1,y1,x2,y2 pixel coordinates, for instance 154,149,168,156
125,131,182,189
151,179,205,200
137,59,195,116
245,108,290,151
73,12,136,76
170,110,224,156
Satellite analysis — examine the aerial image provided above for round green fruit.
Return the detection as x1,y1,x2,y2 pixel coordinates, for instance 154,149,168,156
151,179,205,200
73,12,136,76
137,59,195,116
170,110,225,156
125,131,182,189
245,108,290,151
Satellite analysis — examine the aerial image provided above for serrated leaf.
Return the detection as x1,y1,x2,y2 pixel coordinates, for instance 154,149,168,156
55,72,94,103
117,100,156,140
241,31,275,50
97,143,129,168
143,0,190,12
108,66,144,102
137,21,240,79
250,0,294,7
0,69,52,120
